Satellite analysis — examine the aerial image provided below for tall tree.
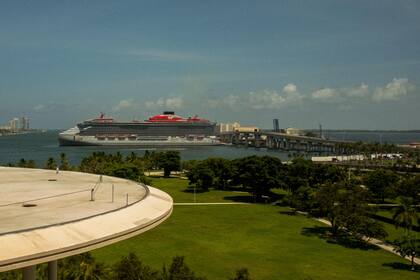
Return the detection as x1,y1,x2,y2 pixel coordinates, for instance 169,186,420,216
395,175,420,204
202,158,233,189
160,151,181,177
26,159,36,168
112,253,160,280
314,183,342,235
187,163,214,191
363,169,399,202
59,253,109,280
314,183,387,240
162,256,206,280
17,158,26,168
45,157,57,170
394,234,420,271
229,268,251,280
59,153,71,171
393,196,419,234
233,156,285,200
284,157,312,194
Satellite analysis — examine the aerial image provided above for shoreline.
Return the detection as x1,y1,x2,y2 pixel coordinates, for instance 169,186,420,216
0,130,46,137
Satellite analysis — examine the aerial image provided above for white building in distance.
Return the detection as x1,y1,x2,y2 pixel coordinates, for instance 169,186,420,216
9,118,19,132
217,122,241,133
285,127,305,136
216,122,259,133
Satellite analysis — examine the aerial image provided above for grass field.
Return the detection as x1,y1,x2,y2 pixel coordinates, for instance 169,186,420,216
375,210,420,244
92,177,419,279
146,176,254,203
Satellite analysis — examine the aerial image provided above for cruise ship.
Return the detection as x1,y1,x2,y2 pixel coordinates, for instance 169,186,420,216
59,111,220,146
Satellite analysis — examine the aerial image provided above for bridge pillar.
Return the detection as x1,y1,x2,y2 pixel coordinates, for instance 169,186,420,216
233,132,240,145
254,133,260,148
267,136,272,149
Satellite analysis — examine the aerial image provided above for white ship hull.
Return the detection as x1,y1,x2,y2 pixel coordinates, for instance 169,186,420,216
59,128,221,147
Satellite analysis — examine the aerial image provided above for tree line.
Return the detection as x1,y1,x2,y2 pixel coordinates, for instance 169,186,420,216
8,150,182,184
0,252,251,280
184,156,420,270
5,152,420,271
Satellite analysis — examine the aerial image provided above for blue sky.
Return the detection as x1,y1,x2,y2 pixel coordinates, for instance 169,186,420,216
0,0,419,129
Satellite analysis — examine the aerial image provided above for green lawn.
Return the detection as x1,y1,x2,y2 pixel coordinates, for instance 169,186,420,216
147,176,254,203
92,177,419,280
376,210,394,219
374,210,420,243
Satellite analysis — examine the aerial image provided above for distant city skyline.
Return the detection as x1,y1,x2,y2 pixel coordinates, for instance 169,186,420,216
0,0,419,129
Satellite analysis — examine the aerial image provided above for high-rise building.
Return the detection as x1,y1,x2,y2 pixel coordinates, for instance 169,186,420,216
20,117,29,131
273,119,279,132
9,118,19,132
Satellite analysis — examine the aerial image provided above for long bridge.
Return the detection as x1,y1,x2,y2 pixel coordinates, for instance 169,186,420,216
218,130,349,153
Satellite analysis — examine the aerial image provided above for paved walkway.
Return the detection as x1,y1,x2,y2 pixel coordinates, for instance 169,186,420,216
315,217,420,265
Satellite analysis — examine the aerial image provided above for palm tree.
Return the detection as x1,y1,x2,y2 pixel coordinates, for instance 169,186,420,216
45,157,57,170
59,253,109,280
394,234,420,271
60,153,70,170
393,196,419,234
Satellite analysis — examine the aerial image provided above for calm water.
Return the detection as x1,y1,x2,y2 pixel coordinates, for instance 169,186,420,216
325,131,420,144
0,130,419,166
0,131,289,166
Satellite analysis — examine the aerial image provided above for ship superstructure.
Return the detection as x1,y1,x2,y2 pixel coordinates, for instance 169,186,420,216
59,111,220,146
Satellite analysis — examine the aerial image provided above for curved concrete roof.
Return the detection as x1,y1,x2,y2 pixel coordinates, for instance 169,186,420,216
0,167,173,272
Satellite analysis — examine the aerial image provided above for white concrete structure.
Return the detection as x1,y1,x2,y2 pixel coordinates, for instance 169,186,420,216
311,155,366,162
0,167,173,279
370,153,403,160
217,122,241,133
9,118,19,132
285,127,305,136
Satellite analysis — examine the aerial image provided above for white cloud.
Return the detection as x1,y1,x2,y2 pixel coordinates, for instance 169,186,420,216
282,83,303,103
207,83,303,110
32,102,70,113
111,79,414,117
373,78,414,102
311,88,339,101
311,83,370,103
113,99,134,112
346,83,369,97
33,104,46,112
247,84,303,109
283,83,297,94
248,90,287,109
165,96,184,108
208,94,241,109
145,96,184,109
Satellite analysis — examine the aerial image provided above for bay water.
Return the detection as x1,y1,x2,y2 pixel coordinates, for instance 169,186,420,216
0,130,418,166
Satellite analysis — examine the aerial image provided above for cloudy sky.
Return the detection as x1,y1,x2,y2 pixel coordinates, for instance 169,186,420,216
0,0,419,129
